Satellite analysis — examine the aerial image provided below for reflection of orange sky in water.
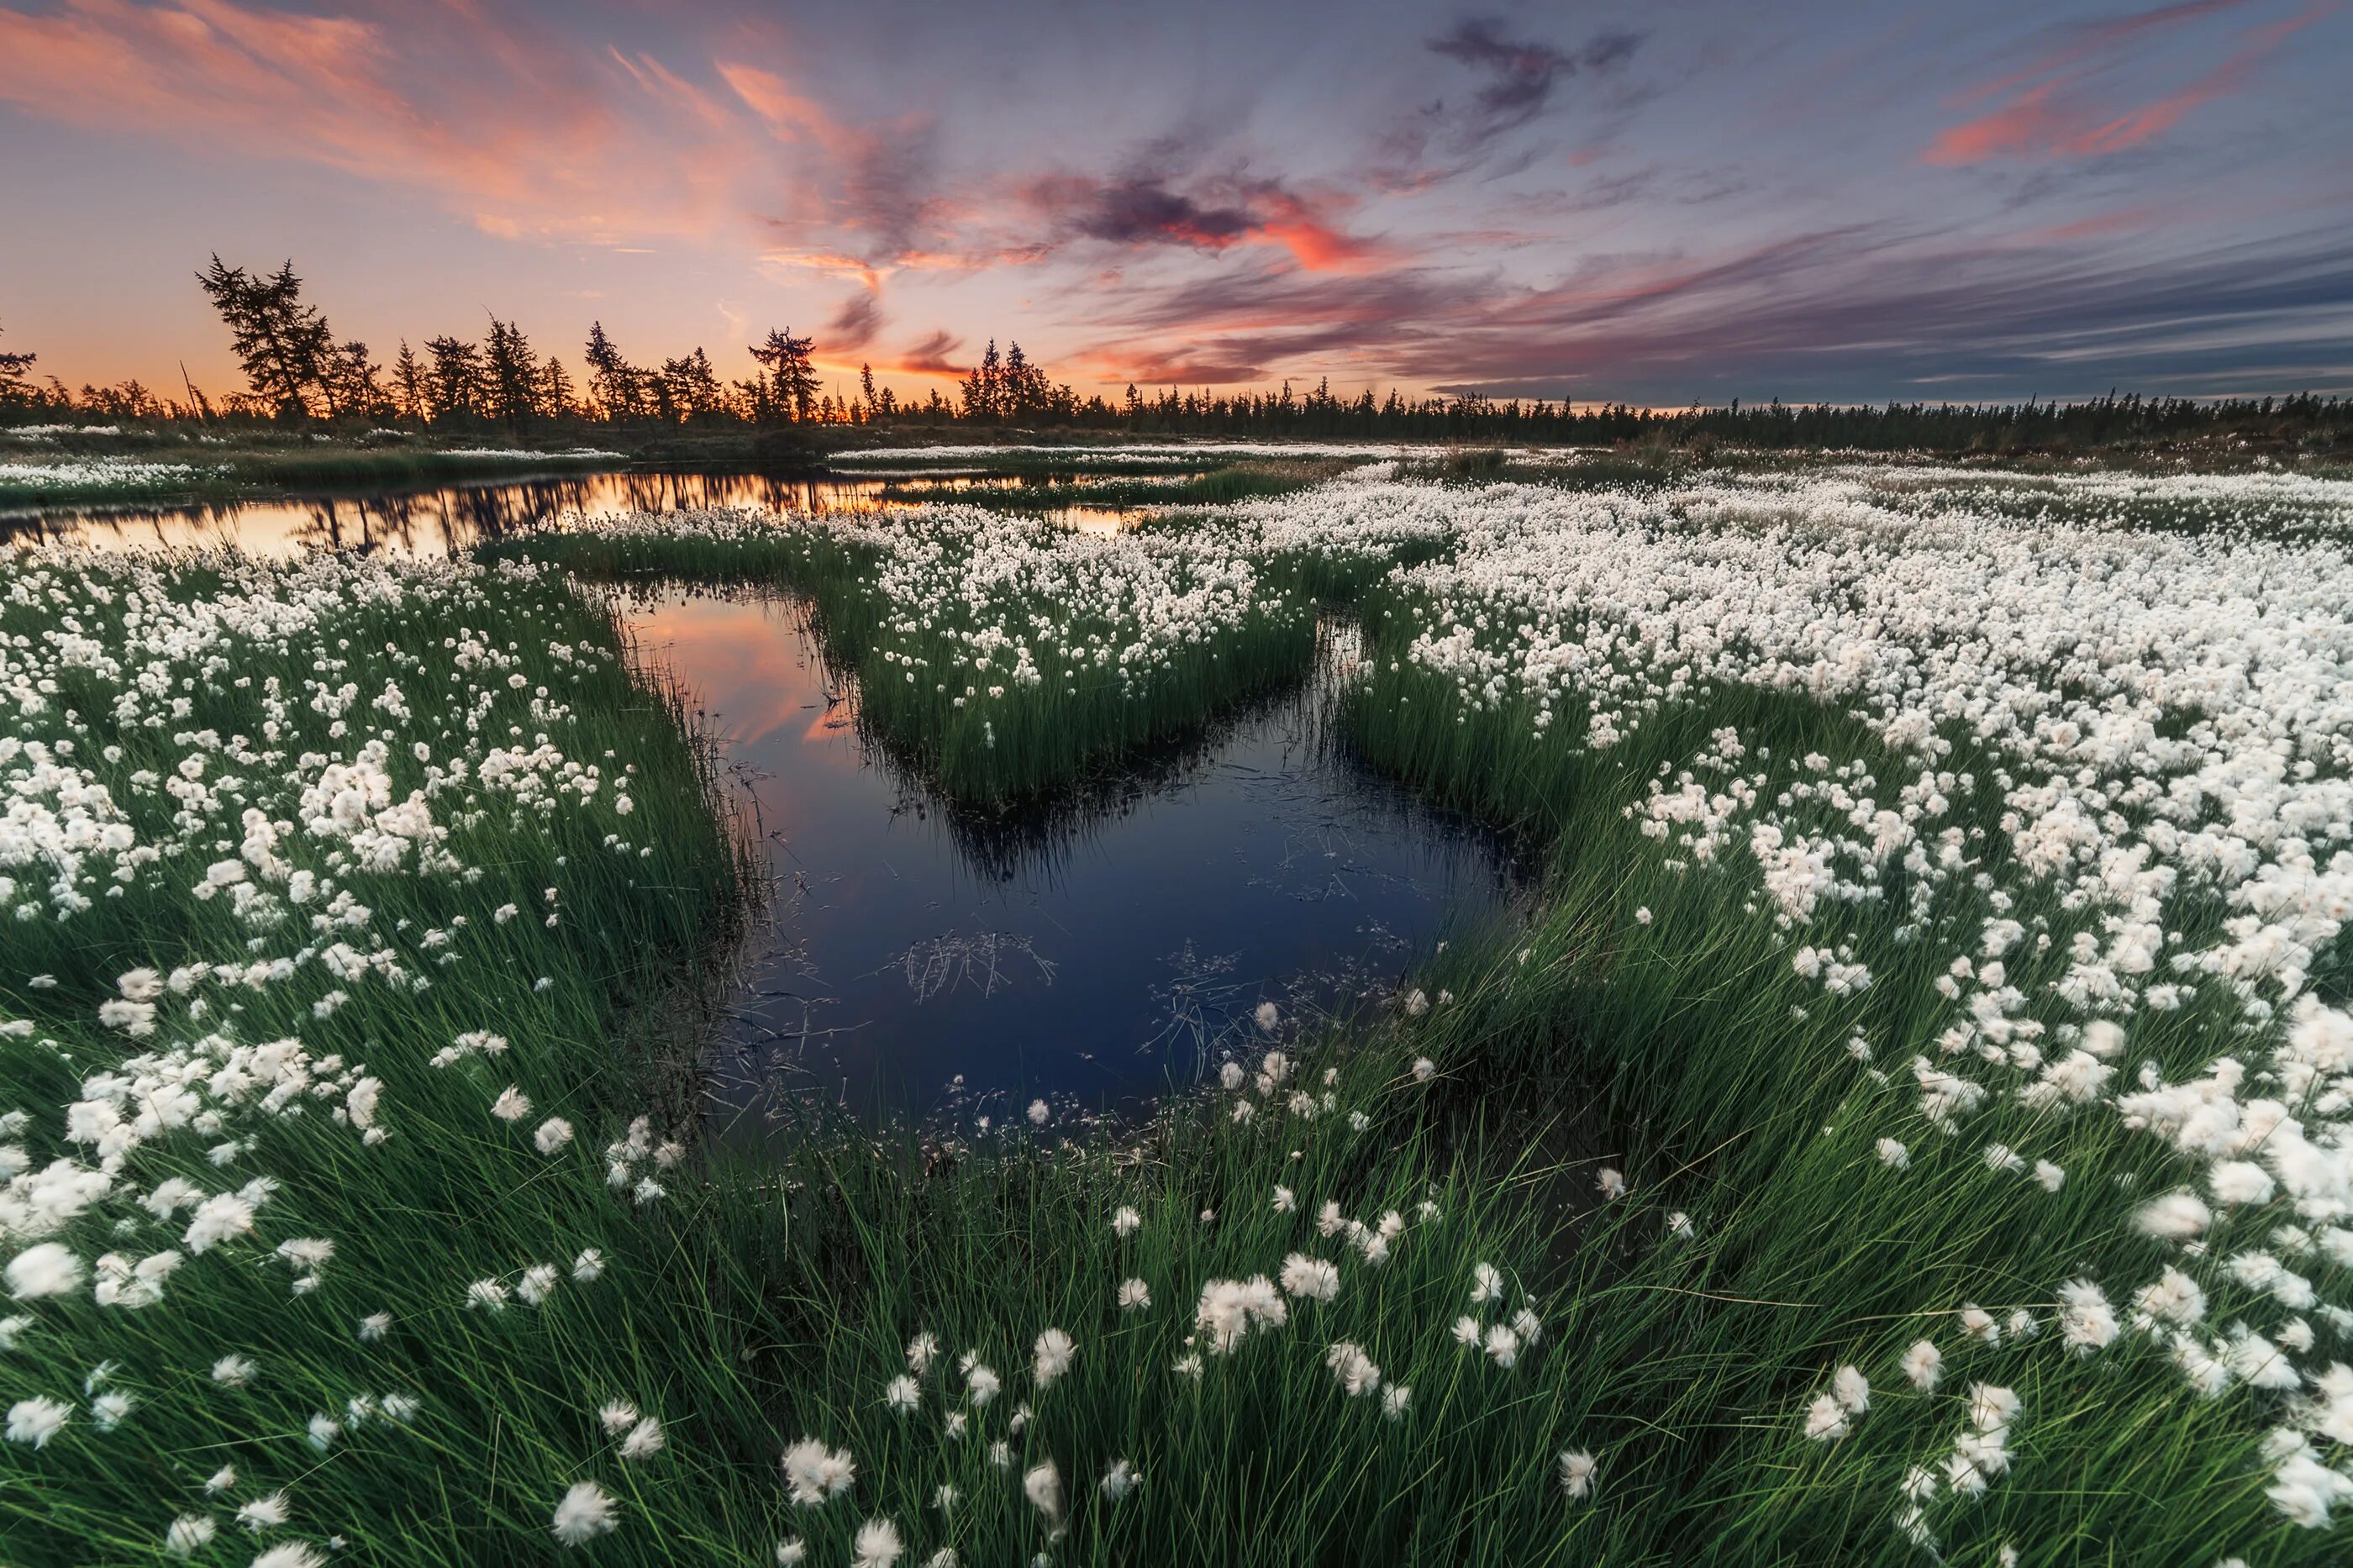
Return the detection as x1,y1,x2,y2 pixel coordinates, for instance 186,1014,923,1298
628,592,857,752
11,470,1139,558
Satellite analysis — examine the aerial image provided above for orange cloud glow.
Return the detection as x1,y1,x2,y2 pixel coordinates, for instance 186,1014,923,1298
0,0,755,239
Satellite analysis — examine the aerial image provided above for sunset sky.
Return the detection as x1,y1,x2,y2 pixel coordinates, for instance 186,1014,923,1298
3,0,2349,407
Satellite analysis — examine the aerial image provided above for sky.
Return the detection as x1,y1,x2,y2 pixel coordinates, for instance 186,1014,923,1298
2,0,2350,408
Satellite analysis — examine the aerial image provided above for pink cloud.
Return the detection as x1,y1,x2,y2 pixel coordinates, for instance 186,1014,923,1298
0,0,762,239
1924,2,2327,166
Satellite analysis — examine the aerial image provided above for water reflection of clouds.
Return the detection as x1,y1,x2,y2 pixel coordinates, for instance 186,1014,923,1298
619,585,1534,1135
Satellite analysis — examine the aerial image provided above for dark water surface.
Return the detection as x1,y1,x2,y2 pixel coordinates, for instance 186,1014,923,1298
10,467,1530,1134
619,587,1532,1136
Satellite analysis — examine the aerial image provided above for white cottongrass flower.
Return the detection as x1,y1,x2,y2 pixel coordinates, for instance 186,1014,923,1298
1558,1449,1598,1501
237,1493,290,1530
620,1416,666,1460
1024,1460,1064,1521
1968,1382,2021,1434
251,1547,324,1568
782,1438,857,1505
2058,1278,2119,1355
1666,1211,1695,1240
2212,1160,2277,1208
2137,1191,2212,1240
303,1412,339,1450
1470,1261,1503,1303
1195,1276,1288,1352
1100,1458,1140,1500
6,1242,83,1301
491,1086,532,1122
1282,1253,1340,1302
907,1333,940,1374
1326,1340,1382,1396
1597,1168,1626,1199
1027,1099,1050,1125
1511,1306,1545,1346
965,1363,1000,1404
5,1397,68,1447
1483,1323,1521,1368
1832,1365,1870,1413
1118,1278,1151,1311
212,1354,256,1385
165,1513,217,1555
1111,1206,1141,1236
1876,1139,1909,1169
776,1541,807,1566
1413,1057,1436,1082
1452,1314,1482,1346
571,1250,606,1283
1272,1185,1295,1213
535,1118,576,1155
1033,1328,1076,1386
1255,1000,1280,1032
518,1264,561,1307
550,1481,619,1546
1382,1383,1413,1421
599,1401,639,1434
205,1465,236,1494
1902,1340,1944,1391
852,1518,903,1568
1803,1393,1850,1442
886,1376,920,1413
465,1278,510,1312
359,1313,392,1341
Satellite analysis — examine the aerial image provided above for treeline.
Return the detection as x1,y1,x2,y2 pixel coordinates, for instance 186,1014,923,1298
3,257,2352,455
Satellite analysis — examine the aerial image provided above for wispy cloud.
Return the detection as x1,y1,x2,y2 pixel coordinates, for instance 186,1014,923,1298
1017,168,1384,272
1924,0,2326,165
1423,16,1646,151
0,0,754,239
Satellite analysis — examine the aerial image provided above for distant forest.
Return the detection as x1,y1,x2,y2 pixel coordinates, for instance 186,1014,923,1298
3,257,2350,455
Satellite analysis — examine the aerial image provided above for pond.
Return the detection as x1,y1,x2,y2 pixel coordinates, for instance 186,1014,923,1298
620,587,1532,1137
7,466,1534,1135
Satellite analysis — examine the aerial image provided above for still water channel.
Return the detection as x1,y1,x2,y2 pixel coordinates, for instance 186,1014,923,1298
12,466,1531,1130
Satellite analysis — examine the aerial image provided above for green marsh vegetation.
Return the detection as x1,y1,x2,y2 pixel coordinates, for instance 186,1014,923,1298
8,458,2353,1565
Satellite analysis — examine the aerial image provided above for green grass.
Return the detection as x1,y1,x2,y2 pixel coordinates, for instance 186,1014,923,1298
0,440,622,508
872,460,1347,512
3,466,2343,1565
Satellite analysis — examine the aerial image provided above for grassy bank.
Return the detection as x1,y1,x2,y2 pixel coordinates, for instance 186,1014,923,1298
0,434,624,508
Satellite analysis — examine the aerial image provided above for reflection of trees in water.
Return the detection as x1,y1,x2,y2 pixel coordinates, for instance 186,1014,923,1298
0,468,929,555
